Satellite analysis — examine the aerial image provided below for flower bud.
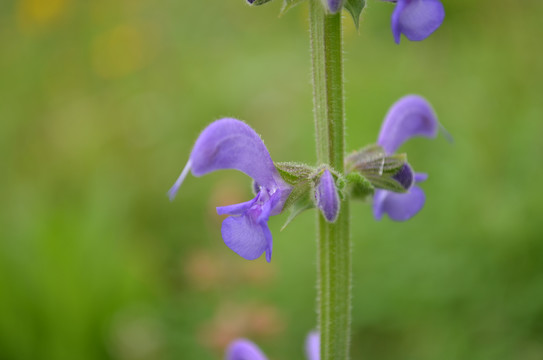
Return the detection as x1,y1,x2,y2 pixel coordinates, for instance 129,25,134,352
315,169,340,223
321,0,344,13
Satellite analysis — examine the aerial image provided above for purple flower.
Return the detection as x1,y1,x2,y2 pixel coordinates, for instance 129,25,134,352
226,332,320,360
169,118,291,262
305,331,320,360
373,95,438,221
383,0,445,44
315,169,340,222
226,339,268,360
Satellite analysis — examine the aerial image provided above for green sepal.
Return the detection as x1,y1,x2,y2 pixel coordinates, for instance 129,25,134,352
363,174,408,193
275,162,315,185
282,176,312,211
344,0,366,29
345,144,411,193
346,144,405,174
275,161,315,214
281,195,314,231
335,173,347,200
346,144,384,170
345,172,374,201
249,0,275,6
275,162,348,227
275,162,315,230
280,0,306,15
359,153,407,176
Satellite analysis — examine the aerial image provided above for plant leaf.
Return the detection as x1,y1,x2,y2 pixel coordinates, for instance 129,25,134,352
344,0,366,29
280,0,306,15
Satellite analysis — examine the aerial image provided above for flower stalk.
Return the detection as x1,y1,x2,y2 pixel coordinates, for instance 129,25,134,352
309,1,351,359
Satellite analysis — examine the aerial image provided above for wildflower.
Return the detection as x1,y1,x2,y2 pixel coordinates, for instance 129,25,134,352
304,331,320,360
226,332,319,360
383,0,445,44
226,339,267,360
169,118,291,262
315,169,340,222
373,95,439,221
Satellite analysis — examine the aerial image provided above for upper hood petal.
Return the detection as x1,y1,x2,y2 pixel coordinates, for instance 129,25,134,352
377,95,439,154
225,339,268,360
392,0,444,43
190,118,280,188
305,331,320,360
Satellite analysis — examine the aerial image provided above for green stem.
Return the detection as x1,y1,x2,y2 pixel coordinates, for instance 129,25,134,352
309,1,351,359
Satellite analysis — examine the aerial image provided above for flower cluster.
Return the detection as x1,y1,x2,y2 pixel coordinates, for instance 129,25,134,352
169,95,439,261
169,2,446,360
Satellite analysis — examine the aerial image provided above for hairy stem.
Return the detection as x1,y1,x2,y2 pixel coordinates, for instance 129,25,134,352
309,1,351,359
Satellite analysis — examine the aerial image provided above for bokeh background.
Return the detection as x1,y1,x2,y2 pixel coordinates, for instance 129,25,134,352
1,0,542,359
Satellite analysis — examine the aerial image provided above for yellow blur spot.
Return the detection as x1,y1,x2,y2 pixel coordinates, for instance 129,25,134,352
17,0,70,30
92,25,147,79
343,14,358,39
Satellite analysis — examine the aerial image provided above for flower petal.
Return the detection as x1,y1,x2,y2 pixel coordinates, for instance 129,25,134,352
168,159,192,201
377,95,439,154
373,186,426,221
263,223,273,263
392,0,445,44
190,118,280,189
305,331,320,360
315,170,340,222
221,214,269,261
226,339,268,360
391,163,414,191
415,172,428,183
217,196,259,216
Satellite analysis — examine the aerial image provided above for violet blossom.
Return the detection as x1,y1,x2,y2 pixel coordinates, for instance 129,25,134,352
169,118,291,262
383,0,445,44
373,95,439,221
226,332,320,360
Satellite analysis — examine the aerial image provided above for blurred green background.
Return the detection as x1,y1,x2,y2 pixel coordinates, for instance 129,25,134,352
1,0,542,359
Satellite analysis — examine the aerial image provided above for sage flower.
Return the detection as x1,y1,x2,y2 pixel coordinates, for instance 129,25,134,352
226,339,268,360
373,95,438,221
226,332,320,360
169,118,291,262
383,0,445,44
